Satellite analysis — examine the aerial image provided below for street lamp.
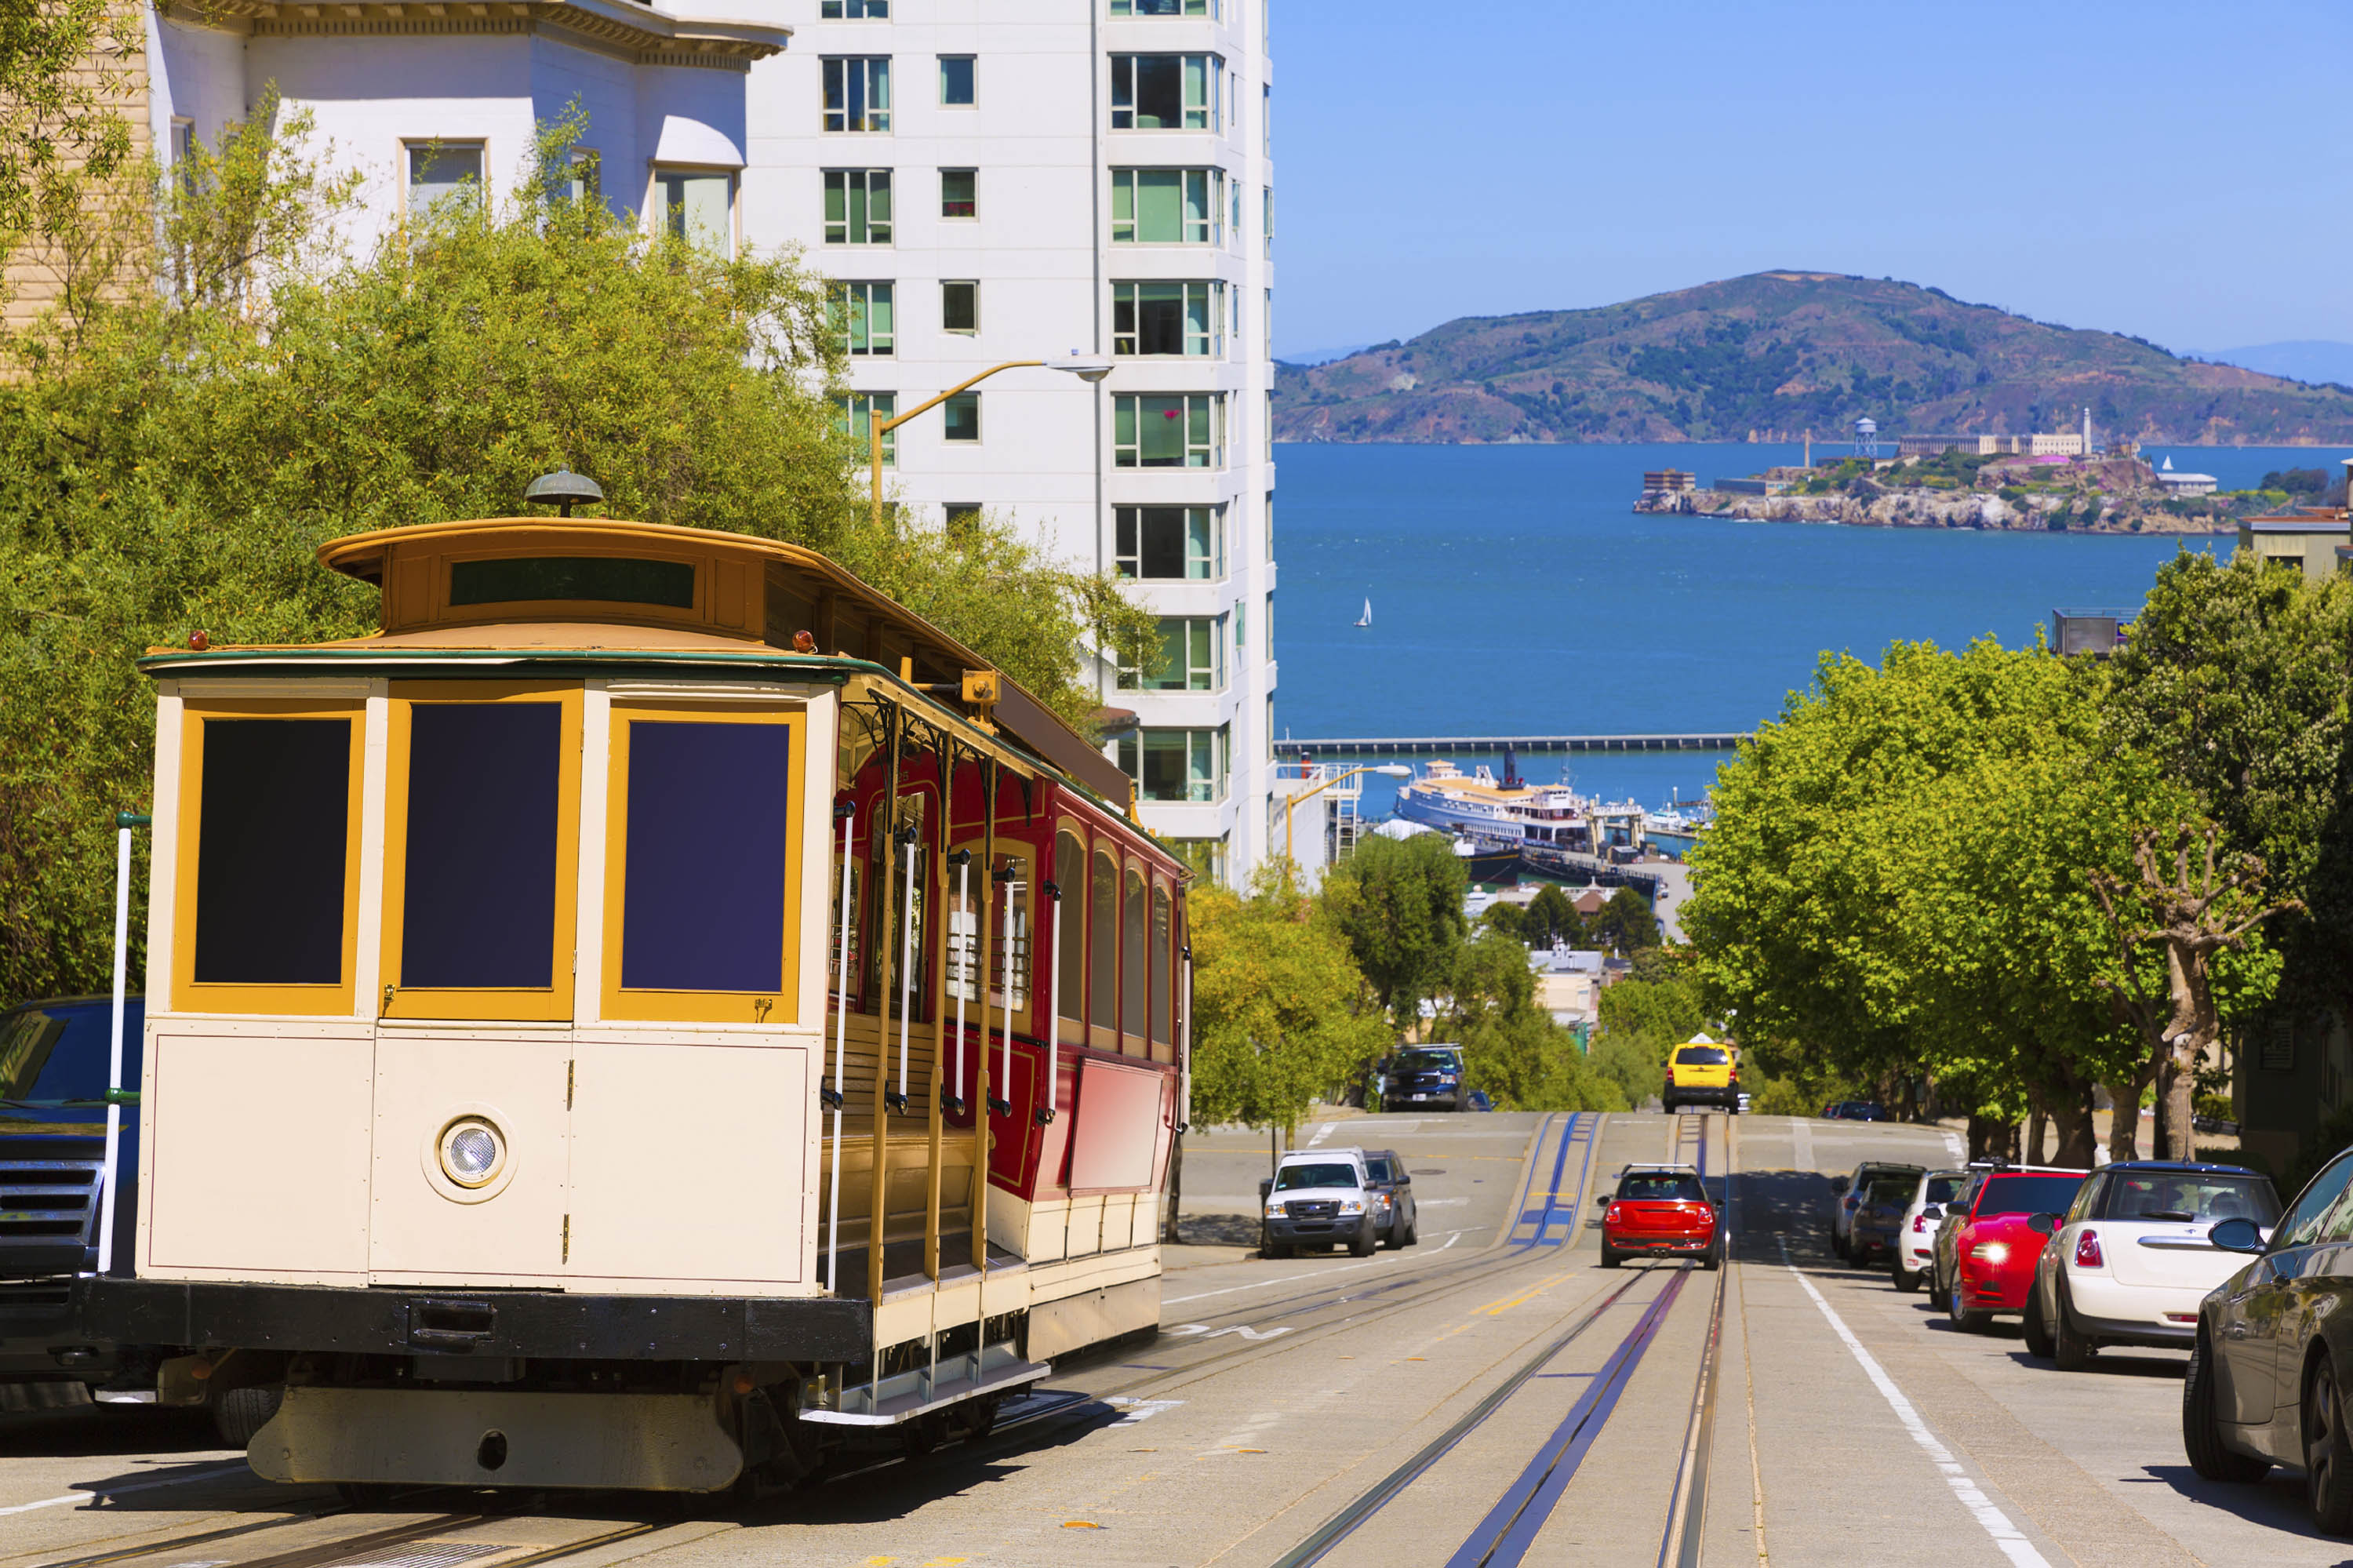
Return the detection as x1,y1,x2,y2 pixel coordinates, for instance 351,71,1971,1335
1285,764,1413,863
867,352,1114,529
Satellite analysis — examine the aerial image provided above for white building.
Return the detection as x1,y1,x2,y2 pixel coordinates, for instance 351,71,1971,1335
132,0,1282,880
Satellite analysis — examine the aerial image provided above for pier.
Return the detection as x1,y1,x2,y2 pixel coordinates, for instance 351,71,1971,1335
1272,733,1748,759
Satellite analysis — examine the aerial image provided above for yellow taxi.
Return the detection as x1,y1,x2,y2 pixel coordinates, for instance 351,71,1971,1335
1662,1035,1740,1113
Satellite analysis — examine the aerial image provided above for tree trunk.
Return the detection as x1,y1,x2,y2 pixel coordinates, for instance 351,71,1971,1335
2166,1045,2200,1162
2101,1077,2143,1162
2026,1087,2049,1166
1966,1113,2017,1162
2159,942,2219,1162
2051,1085,2098,1170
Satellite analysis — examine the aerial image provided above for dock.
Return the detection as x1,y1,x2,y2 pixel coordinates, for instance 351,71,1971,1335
1271,733,1748,759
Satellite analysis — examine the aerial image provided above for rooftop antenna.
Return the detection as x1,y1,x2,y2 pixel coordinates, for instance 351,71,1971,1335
524,467,604,518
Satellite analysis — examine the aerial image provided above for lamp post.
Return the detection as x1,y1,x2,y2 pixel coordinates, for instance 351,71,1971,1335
1284,764,1413,864
867,352,1113,530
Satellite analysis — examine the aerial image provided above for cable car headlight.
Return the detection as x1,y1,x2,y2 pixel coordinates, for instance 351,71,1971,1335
439,1117,506,1188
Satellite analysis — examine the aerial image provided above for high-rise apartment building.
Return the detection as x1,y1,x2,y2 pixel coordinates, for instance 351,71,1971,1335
105,0,1281,879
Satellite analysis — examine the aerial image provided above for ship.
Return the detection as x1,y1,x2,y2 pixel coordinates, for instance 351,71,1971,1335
1395,760,1597,851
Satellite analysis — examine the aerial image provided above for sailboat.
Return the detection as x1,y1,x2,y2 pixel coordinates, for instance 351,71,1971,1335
1355,596,1372,628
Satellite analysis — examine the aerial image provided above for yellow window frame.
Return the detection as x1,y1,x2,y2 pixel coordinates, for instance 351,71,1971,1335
173,699,366,1017
380,682,583,1022
601,701,807,1024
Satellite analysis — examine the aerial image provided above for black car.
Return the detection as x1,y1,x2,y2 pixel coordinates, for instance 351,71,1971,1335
1824,1101,1889,1122
2185,1145,2353,1530
1381,1046,1467,1111
1360,1148,1420,1250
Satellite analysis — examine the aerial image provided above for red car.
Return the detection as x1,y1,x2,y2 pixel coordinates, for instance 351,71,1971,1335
1933,1168,2088,1331
1598,1163,1720,1268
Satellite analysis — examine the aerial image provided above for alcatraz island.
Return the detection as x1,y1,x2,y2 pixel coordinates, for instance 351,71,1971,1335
1635,415,2328,535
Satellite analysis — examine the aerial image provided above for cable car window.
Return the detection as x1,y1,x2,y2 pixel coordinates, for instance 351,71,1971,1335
1151,882,1173,1050
620,721,791,992
192,718,353,986
450,556,695,609
1090,846,1117,1036
399,703,560,988
1056,829,1086,1039
1122,865,1146,1048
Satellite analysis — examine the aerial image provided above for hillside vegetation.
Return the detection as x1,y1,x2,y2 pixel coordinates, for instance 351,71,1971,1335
1275,272,2353,446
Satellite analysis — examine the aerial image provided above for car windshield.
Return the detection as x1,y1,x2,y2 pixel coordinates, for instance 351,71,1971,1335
1675,1046,1729,1066
1975,1173,2084,1218
2101,1172,2279,1225
1923,1175,1963,1205
1363,1158,1395,1182
1621,1173,1705,1202
1395,1050,1458,1073
1275,1162,1360,1192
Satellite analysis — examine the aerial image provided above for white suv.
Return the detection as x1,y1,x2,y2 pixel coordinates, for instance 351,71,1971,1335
2023,1159,2280,1370
1262,1149,1380,1259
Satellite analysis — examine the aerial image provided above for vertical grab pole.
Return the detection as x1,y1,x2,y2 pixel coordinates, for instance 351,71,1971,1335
1040,879,1062,1124
825,803,855,1293
998,870,1016,1105
948,852,971,1111
1179,945,1193,1133
96,813,140,1277
890,824,916,1114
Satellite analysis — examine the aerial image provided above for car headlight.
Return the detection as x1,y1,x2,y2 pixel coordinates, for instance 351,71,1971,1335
1265,1202,1286,1218
1338,1199,1366,1215
1970,1242,2009,1264
438,1116,505,1188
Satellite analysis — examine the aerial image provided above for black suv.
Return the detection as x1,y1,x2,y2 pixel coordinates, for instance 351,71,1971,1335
1361,1149,1420,1249
1381,1046,1467,1111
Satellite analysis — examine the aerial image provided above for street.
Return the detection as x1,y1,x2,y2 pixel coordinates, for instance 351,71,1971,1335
0,1112,2330,1566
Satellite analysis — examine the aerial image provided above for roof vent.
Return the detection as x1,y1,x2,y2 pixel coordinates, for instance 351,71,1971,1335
523,468,604,518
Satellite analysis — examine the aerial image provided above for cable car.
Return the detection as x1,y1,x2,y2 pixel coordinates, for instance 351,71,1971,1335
87,486,1190,1493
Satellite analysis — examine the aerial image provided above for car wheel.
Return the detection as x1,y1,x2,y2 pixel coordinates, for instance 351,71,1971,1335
1892,1260,1919,1293
1703,1231,1722,1271
211,1384,282,1448
1350,1221,1376,1259
1947,1282,1985,1333
1402,1213,1418,1247
1381,1217,1405,1251
1927,1265,1951,1312
2053,1276,2097,1371
2021,1282,2053,1359
2184,1328,2268,1484
2310,1356,2353,1533
1600,1245,1621,1269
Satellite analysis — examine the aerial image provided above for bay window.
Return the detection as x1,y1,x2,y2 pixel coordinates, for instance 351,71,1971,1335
1113,280,1224,356
1115,727,1229,804
1118,616,1225,692
1115,504,1223,579
1111,55,1219,131
1111,167,1223,244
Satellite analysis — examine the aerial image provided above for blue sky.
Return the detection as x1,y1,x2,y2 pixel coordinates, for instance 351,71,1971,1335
1271,0,2350,360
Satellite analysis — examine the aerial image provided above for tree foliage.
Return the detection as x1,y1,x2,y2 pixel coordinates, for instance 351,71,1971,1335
1319,831,1468,1031
0,102,1148,1004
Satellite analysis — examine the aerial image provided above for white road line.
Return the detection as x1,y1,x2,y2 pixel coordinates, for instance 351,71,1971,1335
1780,1242,2050,1568
1163,1254,1397,1304
1791,1116,1815,1173
1307,1122,1335,1148
1944,1130,1967,1166
0,1460,252,1517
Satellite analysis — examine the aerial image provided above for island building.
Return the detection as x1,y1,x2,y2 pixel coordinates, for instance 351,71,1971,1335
20,0,1286,882
1897,431,2089,459
1642,468,1699,493
2155,457,2217,498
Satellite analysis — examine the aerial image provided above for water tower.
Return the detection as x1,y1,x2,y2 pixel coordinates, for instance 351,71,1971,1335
1854,415,1879,460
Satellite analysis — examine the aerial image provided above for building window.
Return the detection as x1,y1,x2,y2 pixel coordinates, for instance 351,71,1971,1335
1229,176,1241,246
1115,727,1228,803
1264,489,1275,559
1263,286,1271,361
1263,185,1273,256
1115,505,1222,579
652,169,733,256
940,167,976,219
1264,591,1273,651
1111,0,1214,15
830,281,893,356
940,55,976,106
1113,280,1224,356
1264,84,1271,153
1265,389,1274,460
823,57,892,133
824,169,893,243
565,150,601,207
1111,167,1222,244
1234,596,1246,649
945,502,982,544
943,390,980,442
1110,55,1218,131
1118,617,1224,692
941,278,978,333
821,0,886,14
405,140,484,223
1114,393,1223,468
838,391,897,465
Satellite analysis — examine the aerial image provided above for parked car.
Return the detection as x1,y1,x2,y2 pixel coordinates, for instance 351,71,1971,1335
1597,1163,1718,1269
1831,1160,1924,1261
1891,1169,1966,1292
1464,1089,1494,1112
1931,1166,2089,1331
1849,1170,1922,1268
1358,1148,1421,1250
2024,1160,2278,1370
1381,1046,1468,1111
1662,1039,1740,1114
1823,1101,1889,1122
1261,1149,1382,1258
2183,1146,2353,1529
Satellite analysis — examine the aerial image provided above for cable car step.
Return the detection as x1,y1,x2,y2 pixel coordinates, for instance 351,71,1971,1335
798,1341,1047,1427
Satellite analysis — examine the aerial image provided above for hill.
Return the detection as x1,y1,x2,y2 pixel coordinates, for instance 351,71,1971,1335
1273,273,2353,446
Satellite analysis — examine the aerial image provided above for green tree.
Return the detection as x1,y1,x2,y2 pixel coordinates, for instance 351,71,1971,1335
1320,831,1469,1031
1,0,142,327
1591,886,1660,953
1522,883,1586,948
0,102,1150,1005
1478,899,1528,942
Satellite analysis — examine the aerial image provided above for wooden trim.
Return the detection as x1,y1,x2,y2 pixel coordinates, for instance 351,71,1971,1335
380,682,582,1021
172,699,366,1017
599,700,807,1024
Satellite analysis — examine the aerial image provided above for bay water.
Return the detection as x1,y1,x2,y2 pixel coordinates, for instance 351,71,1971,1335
1271,442,2339,820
